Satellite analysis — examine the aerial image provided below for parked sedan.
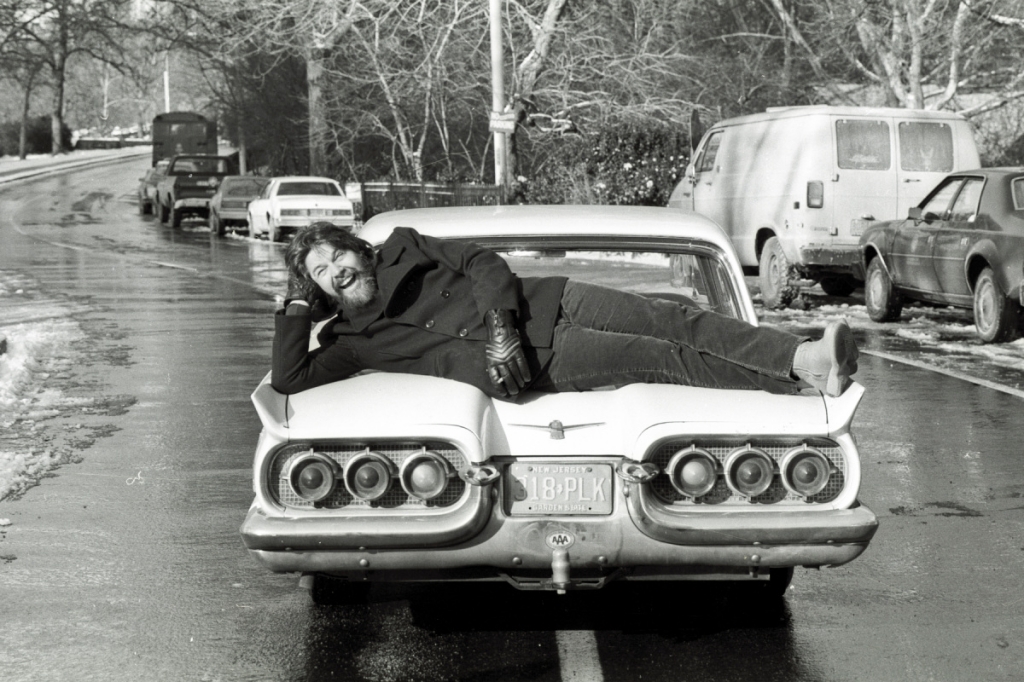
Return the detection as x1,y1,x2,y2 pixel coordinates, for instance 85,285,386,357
208,175,269,236
247,176,356,242
859,168,1024,342
240,205,878,604
136,159,169,216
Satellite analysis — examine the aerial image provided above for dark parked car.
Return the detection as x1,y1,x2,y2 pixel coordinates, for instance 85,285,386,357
859,168,1024,342
208,175,269,236
136,159,169,216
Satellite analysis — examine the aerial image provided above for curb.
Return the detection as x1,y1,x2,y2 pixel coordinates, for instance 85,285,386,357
0,148,151,189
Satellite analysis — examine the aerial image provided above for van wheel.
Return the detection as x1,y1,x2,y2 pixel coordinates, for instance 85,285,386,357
819,275,857,298
973,267,1020,343
759,237,797,309
865,258,903,322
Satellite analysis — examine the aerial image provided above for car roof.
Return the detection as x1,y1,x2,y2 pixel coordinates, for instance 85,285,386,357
715,105,969,128
945,167,1024,178
220,175,267,183
359,205,737,252
271,176,340,183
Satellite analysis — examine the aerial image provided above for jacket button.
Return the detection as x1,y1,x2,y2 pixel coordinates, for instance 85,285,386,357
425,319,435,329
441,289,450,298
458,328,468,337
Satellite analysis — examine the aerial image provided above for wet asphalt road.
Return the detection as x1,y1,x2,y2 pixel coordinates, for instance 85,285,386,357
1,159,1023,682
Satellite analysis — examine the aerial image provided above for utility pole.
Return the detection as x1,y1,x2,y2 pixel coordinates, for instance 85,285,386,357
488,0,511,190
163,52,171,113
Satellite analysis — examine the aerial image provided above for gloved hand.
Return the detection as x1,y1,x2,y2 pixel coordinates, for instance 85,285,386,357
484,309,531,396
286,272,312,305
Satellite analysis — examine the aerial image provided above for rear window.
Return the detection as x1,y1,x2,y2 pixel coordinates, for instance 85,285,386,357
497,247,742,319
224,178,268,196
1012,178,1024,211
836,119,891,170
172,157,229,174
276,182,341,197
898,122,953,172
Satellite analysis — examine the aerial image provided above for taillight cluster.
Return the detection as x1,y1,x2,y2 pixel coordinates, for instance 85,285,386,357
660,443,838,502
285,447,457,505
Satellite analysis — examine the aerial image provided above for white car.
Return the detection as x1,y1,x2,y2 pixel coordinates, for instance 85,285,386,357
240,205,878,604
247,176,356,242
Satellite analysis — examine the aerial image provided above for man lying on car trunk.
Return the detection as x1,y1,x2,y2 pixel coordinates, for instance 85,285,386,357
272,222,859,401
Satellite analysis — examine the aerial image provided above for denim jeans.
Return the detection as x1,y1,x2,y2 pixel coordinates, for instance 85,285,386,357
536,280,805,394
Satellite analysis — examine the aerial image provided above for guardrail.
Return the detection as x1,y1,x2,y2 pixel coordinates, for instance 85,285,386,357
353,181,505,220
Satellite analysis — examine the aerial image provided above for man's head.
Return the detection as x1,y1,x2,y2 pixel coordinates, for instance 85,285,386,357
285,222,378,309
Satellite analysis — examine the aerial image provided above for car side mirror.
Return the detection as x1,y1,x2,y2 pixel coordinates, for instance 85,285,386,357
908,206,923,221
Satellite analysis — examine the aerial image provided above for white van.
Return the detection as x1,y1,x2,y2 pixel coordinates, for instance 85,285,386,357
667,106,980,308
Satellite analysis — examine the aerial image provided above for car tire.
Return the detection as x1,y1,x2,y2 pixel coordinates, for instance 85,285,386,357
270,220,281,243
210,212,224,236
309,575,371,606
819,275,857,298
171,205,182,228
159,199,170,225
758,236,797,309
138,195,148,216
973,267,1020,343
865,258,903,322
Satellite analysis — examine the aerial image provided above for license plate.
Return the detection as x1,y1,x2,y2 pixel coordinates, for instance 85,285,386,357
507,463,613,515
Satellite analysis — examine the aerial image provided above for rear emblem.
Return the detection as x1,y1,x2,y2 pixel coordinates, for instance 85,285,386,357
510,420,604,440
546,531,575,549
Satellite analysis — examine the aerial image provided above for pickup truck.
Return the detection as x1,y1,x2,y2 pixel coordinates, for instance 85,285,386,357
156,155,234,228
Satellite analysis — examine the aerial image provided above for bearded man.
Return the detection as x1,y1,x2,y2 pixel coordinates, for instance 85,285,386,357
272,222,858,401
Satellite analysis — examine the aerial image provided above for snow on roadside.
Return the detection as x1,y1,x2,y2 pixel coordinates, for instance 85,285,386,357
0,274,94,500
756,294,1024,376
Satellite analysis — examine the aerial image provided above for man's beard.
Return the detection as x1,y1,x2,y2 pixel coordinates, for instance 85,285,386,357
334,254,378,309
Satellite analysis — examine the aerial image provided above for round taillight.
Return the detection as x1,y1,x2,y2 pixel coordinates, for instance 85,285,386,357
400,451,452,501
288,454,338,502
725,447,775,497
343,452,395,501
780,446,831,497
666,448,718,498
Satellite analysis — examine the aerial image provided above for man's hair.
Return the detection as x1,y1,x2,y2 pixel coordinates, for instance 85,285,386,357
285,222,375,309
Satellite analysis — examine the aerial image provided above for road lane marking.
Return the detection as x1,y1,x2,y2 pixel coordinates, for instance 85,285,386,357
556,630,604,682
863,349,1024,400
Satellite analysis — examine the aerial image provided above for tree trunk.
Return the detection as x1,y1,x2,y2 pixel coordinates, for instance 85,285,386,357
306,48,326,176
19,70,37,160
50,55,67,155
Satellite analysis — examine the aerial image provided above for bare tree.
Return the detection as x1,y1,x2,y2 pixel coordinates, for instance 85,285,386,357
769,0,1024,112
16,0,133,153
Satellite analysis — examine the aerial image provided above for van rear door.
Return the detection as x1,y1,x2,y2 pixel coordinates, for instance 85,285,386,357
895,120,957,219
830,116,899,247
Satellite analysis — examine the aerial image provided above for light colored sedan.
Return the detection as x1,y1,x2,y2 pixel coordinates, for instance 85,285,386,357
247,176,356,242
208,175,269,236
240,205,878,604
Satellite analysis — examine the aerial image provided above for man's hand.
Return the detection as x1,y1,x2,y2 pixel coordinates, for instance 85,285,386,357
484,309,531,396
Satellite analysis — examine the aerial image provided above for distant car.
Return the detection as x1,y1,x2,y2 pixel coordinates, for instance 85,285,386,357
208,175,269,236
247,176,356,242
155,155,234,228
137,160,169,216
859,167,1024,342
240,205,878,604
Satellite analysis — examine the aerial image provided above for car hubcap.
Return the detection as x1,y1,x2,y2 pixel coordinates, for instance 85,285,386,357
977,281,995,331
868,272,883,307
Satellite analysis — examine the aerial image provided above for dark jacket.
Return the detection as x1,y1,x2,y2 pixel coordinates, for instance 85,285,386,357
272,226,567,400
